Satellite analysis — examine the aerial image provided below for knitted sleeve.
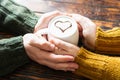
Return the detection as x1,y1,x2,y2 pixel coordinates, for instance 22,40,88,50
74,47,120,80
95,27,120,55
0,0,39,35
0,0,39,76
0,36,30,76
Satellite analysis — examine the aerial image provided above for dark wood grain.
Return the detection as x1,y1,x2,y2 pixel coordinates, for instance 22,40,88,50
15,0,120,28
0,0,120,80
0,61,87,80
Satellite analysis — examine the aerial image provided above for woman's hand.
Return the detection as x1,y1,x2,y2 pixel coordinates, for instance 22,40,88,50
34,11,63,32
23,33,78,71
70,14,97,50
50,37,80,57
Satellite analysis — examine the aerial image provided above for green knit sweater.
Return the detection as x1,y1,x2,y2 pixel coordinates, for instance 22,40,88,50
0,0,39,76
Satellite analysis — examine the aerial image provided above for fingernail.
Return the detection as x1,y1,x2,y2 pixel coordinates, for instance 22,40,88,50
68,56,74,61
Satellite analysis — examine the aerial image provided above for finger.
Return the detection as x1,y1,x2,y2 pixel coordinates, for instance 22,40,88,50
77,22,84,38
24,44,79,71
52,62,79,71
30,34,55,51
28,46,75,63
41,60,79,71
35,36,55,51
70,14,87,27
28,47,78,70
24,43,43,62
66,14,83,37
53,46,76,56
50,38,79,56
50,37,72,50
34,11,64,32
45,53,75,63
70,14,85,22
54,47,69,55
70,14,96,29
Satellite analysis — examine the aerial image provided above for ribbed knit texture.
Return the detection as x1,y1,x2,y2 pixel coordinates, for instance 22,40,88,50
95,27,120,55
74,47,120,80
0,0,39,35
0,0,39,76
74,27,120,80
0,36,30,76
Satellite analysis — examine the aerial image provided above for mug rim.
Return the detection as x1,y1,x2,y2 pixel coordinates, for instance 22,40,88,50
48,15,78,38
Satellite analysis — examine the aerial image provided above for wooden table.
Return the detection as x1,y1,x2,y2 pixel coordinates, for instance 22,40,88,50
0,0,120,80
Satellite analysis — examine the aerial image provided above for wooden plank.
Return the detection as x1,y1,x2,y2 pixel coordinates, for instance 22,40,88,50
14,0,120,28
1,62,86,80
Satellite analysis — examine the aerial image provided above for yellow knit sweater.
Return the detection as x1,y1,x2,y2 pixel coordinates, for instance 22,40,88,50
74,27,120,80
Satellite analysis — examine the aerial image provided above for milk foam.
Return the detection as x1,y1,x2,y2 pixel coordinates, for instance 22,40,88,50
49,16,77,38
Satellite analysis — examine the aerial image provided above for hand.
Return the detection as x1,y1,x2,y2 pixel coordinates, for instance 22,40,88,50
23,34,78,71
34,11,63,32
70,14,97,50
50,37,80,57
23,11,78,71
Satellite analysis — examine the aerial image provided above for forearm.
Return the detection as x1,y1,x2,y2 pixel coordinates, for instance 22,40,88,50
74,47,120,80
0,0,39,35
0,36,30,76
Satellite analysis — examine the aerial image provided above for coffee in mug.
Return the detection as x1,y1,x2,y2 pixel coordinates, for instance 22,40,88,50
38,15,79,45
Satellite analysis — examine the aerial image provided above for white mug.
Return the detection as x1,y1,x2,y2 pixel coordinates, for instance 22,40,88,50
38,16,79,45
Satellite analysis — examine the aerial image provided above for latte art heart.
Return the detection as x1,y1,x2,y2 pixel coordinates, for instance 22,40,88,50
40,15,79,45
55,21,72,32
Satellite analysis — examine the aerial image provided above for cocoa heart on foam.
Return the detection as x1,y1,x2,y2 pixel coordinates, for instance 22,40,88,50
55,21,72,32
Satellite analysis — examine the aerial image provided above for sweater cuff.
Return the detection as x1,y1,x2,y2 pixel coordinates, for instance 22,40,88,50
0,36,30,76
74,47,108,80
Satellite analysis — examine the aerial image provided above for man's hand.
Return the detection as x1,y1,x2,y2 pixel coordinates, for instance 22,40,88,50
23,33,78,71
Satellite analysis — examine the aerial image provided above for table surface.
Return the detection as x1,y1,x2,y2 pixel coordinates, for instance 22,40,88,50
0,0,120,80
